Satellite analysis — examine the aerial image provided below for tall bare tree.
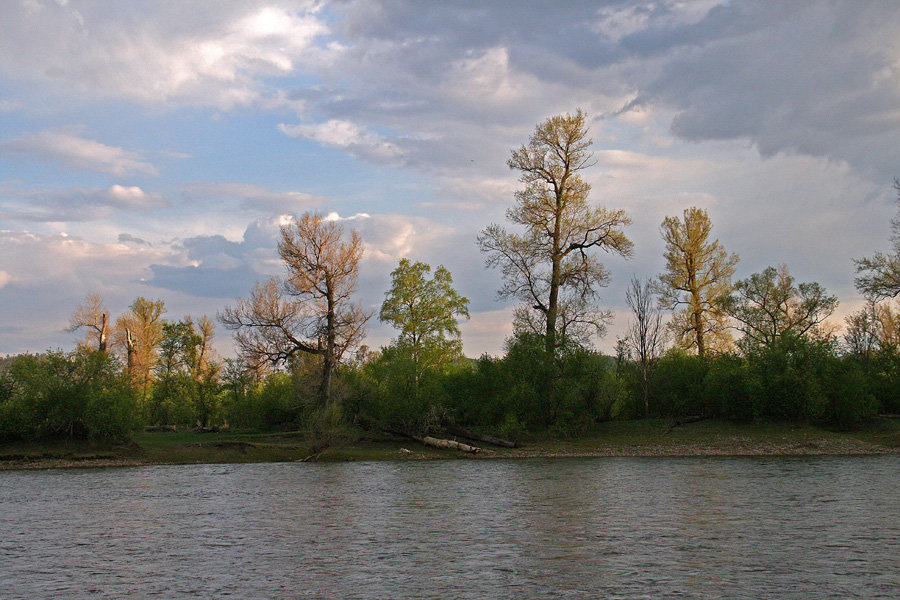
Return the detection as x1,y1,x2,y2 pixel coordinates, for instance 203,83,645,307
855,178,900,300
220,213,369,404
625,277,667,418
658,207,738,356
114,297,166,391
68,293,110,353
478,110,633,353
718,265,838,352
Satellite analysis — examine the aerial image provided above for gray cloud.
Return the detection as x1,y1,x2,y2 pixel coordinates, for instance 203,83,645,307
0,1,327,109
118,233,151,246
0,185,167,222
1,131,159,176
182,182,324,214
147,264,261,299
275,0,899,182
623,1,900,176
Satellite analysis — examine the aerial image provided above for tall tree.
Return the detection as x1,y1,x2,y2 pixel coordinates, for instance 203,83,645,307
718,265,838,352
114,297,166,391
379,259,470,395
478,109,633,353
151,316,220,427
625,277,667,417
658,207,738,356
855,178,900,300
68,293,110,353
220,213,369,404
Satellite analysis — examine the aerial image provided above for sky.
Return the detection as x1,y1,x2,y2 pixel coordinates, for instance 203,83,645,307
1,0,899,359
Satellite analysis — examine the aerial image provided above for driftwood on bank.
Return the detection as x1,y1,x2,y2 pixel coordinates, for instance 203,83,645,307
445,425,517,448
414,435,481,454
355,417,481,453
664,415,706,435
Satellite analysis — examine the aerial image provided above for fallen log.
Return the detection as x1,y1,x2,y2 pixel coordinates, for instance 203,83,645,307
445,425,517,448
664,415,706,435
414,435,480,454
356,418,481,453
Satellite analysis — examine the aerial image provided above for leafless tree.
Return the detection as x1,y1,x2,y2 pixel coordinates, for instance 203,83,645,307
68,293,110,353
220,213,369,404
478,109,632,353
625,277,667,418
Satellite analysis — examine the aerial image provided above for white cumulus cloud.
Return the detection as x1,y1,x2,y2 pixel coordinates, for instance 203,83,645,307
279,119,405,164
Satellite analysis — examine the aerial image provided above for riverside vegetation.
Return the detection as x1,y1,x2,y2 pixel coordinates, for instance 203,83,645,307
2,111,900,467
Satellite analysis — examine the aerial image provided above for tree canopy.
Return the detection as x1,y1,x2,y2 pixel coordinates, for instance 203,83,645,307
478,109,632,353
380,259,470,358
658,207,738,356
719,265,838,352
220,213,368,404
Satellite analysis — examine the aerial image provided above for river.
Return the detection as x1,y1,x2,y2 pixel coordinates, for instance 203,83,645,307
1,456,897,598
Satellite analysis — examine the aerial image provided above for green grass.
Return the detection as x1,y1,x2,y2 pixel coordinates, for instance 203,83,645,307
1,417,897,469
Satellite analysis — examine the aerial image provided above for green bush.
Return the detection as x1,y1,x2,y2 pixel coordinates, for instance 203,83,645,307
651,349,709,417
746,334,829,422
703,354,751,421
0,350,139,441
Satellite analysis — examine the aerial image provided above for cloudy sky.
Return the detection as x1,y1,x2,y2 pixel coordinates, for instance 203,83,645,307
1,0,899,358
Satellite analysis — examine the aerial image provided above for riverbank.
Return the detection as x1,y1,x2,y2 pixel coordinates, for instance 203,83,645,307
1,417,897,470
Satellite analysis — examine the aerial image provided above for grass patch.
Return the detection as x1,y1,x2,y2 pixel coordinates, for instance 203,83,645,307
1,418,895,469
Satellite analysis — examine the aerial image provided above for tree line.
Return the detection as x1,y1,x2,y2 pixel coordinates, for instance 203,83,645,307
2,111,899,442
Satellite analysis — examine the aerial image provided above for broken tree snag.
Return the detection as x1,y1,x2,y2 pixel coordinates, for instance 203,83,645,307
98,313,108,353
415,436,480,454
446,425,518,448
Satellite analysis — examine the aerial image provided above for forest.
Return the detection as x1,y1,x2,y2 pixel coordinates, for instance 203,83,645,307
2,111,899,445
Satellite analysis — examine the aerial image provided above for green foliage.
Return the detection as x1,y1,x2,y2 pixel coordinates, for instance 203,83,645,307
822,357,877,428
380,259,469,350
650,349,709,417
147,318,221,427
745,333,830,421
702,354,751,421
441,333,625,436
0,350,139,441
720,265,837,353
360,345,453,433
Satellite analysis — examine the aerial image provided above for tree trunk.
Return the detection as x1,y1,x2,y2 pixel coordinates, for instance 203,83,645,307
446,425,517,448
98,313,108,353
125,327,137,381
415,435,480,454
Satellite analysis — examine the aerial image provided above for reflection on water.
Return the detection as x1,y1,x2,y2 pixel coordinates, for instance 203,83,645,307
1,456,897,598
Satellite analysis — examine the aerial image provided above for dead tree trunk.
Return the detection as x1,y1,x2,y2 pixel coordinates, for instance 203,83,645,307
98,313,108,353
125,327,136,375
415,435,481,454
446,425,517,448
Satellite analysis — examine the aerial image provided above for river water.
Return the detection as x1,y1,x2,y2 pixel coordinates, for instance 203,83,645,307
1,456,897,599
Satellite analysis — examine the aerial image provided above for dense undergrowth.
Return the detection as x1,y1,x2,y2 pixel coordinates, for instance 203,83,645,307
1,330,897,444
